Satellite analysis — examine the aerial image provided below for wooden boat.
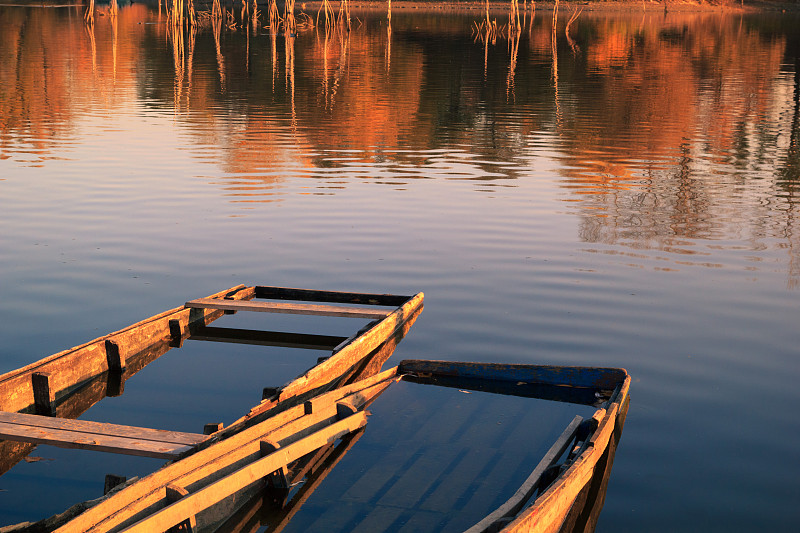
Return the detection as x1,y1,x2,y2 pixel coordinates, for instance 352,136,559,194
108,359,628,533
0,285,423,532
399,360,631,533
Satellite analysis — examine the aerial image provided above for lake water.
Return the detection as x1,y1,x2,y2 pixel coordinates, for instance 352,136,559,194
0,2,798,531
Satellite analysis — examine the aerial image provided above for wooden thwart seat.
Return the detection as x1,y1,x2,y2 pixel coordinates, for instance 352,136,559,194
0,411,207,460
185,298,391,319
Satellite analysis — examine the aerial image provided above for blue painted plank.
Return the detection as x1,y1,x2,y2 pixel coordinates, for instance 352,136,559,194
397,360,627,391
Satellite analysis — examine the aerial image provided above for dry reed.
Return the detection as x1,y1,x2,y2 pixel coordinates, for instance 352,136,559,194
338,0,351,31
565,5,582,54
285,0,297,34
508,0,520,34
84,0,94,24
268,0,280,29
251,0,260,33
317,0,335,32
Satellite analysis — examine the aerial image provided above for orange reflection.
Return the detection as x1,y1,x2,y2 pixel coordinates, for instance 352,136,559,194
549,14,794,274
0,5,149,159
0,6,797,284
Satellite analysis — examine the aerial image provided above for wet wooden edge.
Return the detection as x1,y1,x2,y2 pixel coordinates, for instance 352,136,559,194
54,369,400,533
0,284,254,415
117,413,369,533
499,375,632,533
464,416,585,533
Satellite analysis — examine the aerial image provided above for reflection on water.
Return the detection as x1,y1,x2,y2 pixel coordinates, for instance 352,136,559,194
0,9,797,265
1,6,800,530
1,7,798,279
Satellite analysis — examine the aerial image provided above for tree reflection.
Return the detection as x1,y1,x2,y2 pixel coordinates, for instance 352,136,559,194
0,6,798,282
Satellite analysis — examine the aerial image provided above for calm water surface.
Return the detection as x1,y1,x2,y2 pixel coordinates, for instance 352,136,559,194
0,3,799,531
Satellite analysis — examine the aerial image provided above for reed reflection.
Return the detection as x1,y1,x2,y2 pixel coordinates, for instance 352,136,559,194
0,5,148,161
1,6,798,280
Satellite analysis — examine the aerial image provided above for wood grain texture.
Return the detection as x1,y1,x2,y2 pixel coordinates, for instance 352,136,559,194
230,294,421,427
0,411,206,446
55,370,398,533
277,293,423,403
0,411,206,459
118,413,368,533
185,298,391,319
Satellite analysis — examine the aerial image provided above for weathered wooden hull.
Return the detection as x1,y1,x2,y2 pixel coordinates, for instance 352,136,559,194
0,286,423,532
398,360,631,533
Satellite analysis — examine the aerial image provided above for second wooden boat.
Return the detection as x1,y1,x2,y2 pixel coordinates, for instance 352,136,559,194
142,359,630,533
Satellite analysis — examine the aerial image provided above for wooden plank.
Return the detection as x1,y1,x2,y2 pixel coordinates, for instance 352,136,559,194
118,413,368,533
464,415,584,533
185,298,391,319
0,419,195,460
105,475,128,496
230,296,420,427
260,429,365,533
260,440,289,489
562,394,630,533
57,369,399,533
208,488,265,533
32,372,55,416
398,360,628,392
188,327,347,351
0,411,207,446
203,423,224,436
105,340,125,372
164,484,197,532
0,342,171,478
254,286,411,307
339,305,422,390
169,319,185,348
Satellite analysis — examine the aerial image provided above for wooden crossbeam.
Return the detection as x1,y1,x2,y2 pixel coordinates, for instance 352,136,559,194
0,411,207,459
185,298,391,319
188,327,347,351
119,412,368,532
253,286,411,307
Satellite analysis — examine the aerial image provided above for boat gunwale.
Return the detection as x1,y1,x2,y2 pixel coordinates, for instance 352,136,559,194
0,284,250,388
500,374,631,533
391,359,630,533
